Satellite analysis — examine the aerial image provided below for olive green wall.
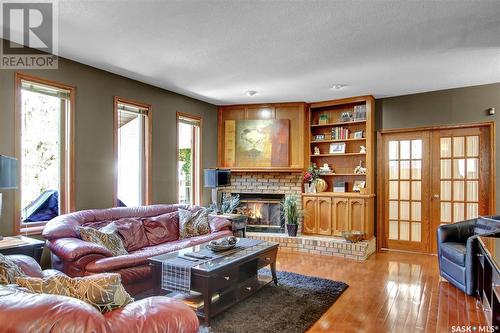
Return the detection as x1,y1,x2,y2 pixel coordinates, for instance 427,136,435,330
0,56,218,237
376,82,500,213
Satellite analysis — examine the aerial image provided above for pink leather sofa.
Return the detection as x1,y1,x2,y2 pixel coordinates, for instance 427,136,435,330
43,204,232,296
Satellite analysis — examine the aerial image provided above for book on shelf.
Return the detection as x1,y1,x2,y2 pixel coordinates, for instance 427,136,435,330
331,127,350,140
168,291,220,310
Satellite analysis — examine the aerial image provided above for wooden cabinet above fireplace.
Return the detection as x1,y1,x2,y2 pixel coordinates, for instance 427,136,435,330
217,102,307,172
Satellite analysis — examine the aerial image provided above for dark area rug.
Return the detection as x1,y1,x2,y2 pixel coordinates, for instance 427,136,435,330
199,270,348,333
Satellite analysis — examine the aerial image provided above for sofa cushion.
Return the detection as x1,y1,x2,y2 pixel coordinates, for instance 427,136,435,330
16,274,74,297
79,224,128,256
17,273,134,314
113,218,149,252
85,231,232,273
0,253,26,284
440,242,466,266
143,211,179,245
179,208,210,239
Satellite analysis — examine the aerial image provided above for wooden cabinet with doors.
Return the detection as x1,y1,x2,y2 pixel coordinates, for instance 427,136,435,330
302,193,375,238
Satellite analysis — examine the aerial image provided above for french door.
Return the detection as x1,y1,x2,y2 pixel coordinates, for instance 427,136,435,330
379,123,494,253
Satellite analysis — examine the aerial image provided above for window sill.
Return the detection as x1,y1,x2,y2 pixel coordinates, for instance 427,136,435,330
20,224,46,236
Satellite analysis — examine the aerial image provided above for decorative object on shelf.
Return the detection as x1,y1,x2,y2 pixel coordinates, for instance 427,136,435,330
313,134,325,141
315,178,328,193
318,114,329,125
220,193,240,214
319,163,332,174
313,146,321,155
281,195,302,237
353,160,367,174
353,130,364,139
329,142,346,154
342,230,365,243
359,145,366,154
353,180,366,192
333,181,347,193
353,105,367,121
339,112,352,122
303,165,320,193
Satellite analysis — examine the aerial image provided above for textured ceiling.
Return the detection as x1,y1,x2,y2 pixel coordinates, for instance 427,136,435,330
10,1,500,104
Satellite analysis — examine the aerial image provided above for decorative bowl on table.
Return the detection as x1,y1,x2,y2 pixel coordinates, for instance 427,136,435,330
342,231,365,243
206,236,238,252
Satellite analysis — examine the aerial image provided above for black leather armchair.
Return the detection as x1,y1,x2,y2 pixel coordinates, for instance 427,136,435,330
437,216,500,295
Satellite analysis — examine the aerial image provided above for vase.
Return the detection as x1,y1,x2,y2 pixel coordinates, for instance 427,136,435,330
287,224,298,237
309,182,316,193
315,178,327,193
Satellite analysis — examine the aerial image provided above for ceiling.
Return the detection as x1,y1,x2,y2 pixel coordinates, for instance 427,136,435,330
10,1,500,105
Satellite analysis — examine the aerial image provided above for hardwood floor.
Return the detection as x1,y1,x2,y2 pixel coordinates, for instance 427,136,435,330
275,249,486,333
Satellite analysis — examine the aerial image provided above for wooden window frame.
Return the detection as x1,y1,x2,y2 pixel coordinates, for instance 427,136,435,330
113,96,152,207
176,112,202,206
14,72,76,235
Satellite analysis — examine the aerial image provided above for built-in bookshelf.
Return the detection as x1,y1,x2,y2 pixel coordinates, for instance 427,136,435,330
307,95,375,194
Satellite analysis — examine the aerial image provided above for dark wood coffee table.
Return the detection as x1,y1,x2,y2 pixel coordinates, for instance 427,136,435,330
148,239,279,326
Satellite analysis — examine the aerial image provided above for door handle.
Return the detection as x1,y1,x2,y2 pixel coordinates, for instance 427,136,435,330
432,194,439,199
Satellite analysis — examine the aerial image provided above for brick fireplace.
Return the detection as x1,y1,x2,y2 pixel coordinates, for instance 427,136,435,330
219,172,303,233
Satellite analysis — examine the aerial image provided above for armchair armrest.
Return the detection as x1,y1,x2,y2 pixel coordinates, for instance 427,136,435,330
208,215,232,233
46,237,113,262
437,219,475,245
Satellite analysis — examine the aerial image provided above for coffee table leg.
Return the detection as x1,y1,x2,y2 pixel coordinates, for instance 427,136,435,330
271,261,278,285
203,291,212,326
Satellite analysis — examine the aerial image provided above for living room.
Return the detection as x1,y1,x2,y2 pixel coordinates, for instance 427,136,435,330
0,1,499,332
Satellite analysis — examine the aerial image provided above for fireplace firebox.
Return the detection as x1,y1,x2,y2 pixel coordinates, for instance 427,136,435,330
236,193,285,233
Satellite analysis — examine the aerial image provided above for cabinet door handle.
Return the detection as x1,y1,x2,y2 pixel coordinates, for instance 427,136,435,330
246,286,252,291
224,276,230,280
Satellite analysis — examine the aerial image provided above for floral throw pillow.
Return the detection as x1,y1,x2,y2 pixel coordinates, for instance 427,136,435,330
78,223,128,256
0,254,26,285
179,208,210,239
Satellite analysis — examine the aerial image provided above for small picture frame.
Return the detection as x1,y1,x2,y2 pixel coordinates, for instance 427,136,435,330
329,142,346,154
353,180,366,192
353,130,364,139
353,105,367,121
313,134,325,141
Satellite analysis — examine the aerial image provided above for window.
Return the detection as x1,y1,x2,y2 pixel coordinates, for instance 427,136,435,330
114,97,151,207
177,113,201,205
15,73,75,234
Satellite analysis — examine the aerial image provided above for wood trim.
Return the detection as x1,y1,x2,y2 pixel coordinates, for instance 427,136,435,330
229,167,303,173
14,72,76,235
379,121,495,134
113,96,152,206
376,132,384,251
176,112,203,206
217,102,307,109
310,95,374,109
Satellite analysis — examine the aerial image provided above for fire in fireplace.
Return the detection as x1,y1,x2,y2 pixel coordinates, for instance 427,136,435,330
236,193,285,233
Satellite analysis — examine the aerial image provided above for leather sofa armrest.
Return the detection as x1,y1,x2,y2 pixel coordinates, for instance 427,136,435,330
208,215,232,233
47,238,113,262
7,255,43,278
104,296,199,333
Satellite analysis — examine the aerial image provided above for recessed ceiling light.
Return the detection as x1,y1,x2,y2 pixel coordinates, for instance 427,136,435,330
246,90,258,96
331,84,346,90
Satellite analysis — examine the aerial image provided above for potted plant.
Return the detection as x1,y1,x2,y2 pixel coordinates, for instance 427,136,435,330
281,195,302,237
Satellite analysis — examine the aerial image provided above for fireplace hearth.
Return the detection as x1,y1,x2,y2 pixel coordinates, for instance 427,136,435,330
237,193,285,233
